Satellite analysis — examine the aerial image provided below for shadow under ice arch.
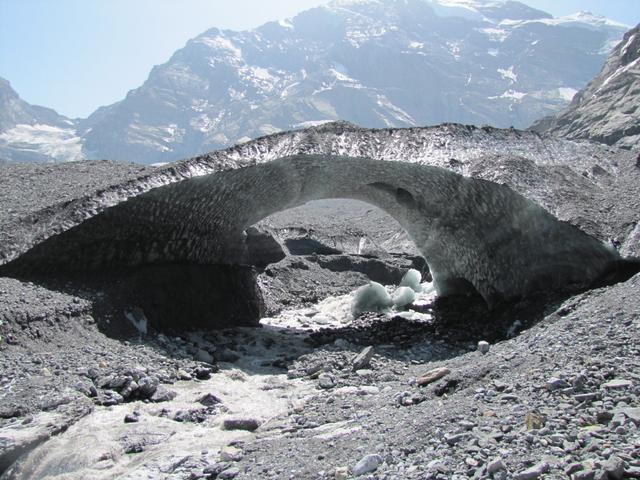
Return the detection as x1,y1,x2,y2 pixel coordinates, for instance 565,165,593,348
2,155,623,310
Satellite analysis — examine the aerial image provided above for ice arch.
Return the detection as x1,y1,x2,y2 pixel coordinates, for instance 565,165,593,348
3,155,621,308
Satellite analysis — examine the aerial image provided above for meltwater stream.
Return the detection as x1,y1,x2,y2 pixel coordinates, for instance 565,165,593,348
4,284,438,480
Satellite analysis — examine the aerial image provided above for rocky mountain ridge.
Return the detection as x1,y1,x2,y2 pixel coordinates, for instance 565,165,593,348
0,0,630,164
532,23,640,149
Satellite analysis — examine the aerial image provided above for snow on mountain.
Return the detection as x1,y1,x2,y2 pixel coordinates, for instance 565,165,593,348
0,124,83,162
0,0,631,164
0,77,84,163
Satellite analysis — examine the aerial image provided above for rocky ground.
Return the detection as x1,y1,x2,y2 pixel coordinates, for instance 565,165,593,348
1,266,638,479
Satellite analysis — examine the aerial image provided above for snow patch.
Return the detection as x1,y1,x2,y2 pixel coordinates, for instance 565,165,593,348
258,124,281,136
251,66,275,82
598,56,640,92
447,41,462,60
557,87,578,102
479,27,509,42
0,124,84,162
621,33,638,57
292,120,334,129
501,11,629,30
280,82,300,99
490,89,527,101
427,0,486,22
498,66,517,83
197,35,243,59
375,94,416,125
278,19,294,29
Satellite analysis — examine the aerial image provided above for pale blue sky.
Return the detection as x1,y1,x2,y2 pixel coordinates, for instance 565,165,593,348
1,0,638,118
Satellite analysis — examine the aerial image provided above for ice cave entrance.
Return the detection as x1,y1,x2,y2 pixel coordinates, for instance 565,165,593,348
0,155,625,332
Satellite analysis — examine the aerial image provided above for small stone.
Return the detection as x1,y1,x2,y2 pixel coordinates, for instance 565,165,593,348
445,433,469,445
624,467,640,478
177,369,192,380
477,341,490,354
217,349,241,363
334,466,349,480
417,367,450,387
220,445,243,462
573,470,595,480
487,458,507,474
120,380,139,399
318,373,336,389
566,462,584,475
219,467,240,479
223,418,260,431
357,386,380,396
601,457,625,480
426,460,448,473
602,379,632,390
198,393,222,407
195,349,214,364
514,462,549,480
596,411,614,424
203,463,227,477
572,374,587,391
351,346,375,371
100,390,124,406
150,385,177,403
352,454,383,476
124,412,139,423
575,393,600,403
546,377,570,391
619,407,640,425
195,367,212,380
524,411,546,430
137,376,159,398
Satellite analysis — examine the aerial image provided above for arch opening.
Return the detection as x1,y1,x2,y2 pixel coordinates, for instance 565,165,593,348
251,198,433,317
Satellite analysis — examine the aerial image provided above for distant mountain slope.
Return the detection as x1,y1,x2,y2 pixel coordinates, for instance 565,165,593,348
0,77,83,163
78,0,628,164
531,24,640,149
0,0,630,164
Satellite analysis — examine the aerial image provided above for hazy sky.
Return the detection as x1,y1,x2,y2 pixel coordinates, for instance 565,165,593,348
1,0,638,118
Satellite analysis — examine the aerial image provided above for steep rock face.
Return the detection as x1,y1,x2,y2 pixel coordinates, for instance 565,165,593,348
75,0,626,164
532,24,640,149
0,78,82,163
